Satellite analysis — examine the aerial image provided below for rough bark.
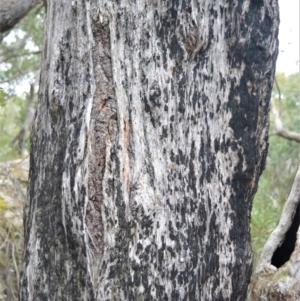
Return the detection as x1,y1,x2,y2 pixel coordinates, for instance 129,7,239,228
247,167,300,300
0,0,43,33
19,0,279,300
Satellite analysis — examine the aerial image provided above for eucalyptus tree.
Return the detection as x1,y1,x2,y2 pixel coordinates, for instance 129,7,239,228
19,0,279,300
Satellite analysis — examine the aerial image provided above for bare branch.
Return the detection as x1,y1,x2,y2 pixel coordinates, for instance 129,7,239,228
0,0,43,33
276,128,300,143
274,77,282,101
0,67,39,84
0,50,41,63
12,243,20,292
271,100,300,143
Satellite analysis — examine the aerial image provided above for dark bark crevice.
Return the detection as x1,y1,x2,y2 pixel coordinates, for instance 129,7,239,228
87,7,119,290
271,200,300,268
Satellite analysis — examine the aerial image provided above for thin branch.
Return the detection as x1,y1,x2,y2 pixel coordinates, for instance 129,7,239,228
0,71,27,85
276,129,300,143
0,32,30,61
0,33,30,62
273,76,282,115
0,67,39,85
5,241,14,300
271,100,300,143
0,31,10,43
0,226,11,250
0,0,43,33
274,77,281,101
33,2,45,15
0,50,41,64
12,243,20,292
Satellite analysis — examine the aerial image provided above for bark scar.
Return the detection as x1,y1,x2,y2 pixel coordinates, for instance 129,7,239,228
86,11,117,288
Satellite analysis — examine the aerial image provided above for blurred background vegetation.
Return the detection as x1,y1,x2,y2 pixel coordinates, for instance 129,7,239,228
251,72,300,266
0,4,44,299
0,3,299,299
0,5,44,160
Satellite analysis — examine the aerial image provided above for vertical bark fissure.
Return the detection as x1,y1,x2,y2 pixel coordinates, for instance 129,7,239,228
87,7,118,288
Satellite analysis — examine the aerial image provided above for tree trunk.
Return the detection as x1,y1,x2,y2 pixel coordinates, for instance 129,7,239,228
19,1,279,300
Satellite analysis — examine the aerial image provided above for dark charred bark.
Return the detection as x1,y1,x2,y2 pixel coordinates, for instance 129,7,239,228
19,1,279,300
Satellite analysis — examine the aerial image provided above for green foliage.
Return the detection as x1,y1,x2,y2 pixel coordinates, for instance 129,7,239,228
251,72,300,267
0,6,44,89
0,5,44,160
0,198,8,210
0,91,29,160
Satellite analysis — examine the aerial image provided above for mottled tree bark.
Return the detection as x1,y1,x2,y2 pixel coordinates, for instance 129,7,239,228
19,1,279,300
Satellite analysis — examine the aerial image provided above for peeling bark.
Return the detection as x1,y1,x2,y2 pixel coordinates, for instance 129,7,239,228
0,0,43,33
19,0,279,300
247,167,300,300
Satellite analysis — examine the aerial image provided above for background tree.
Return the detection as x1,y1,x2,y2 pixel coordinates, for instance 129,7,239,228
18,1,279,300
251,72,300,267
247,72,300,300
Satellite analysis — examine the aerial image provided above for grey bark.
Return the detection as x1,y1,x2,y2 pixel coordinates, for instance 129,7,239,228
0,0,43,33
19,0,279,300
